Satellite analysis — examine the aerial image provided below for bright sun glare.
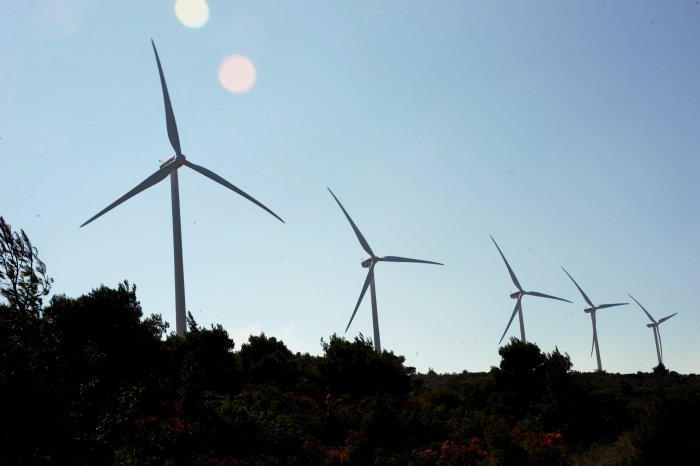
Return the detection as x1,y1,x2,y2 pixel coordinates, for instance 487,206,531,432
175,0,209,29
218,55,257,93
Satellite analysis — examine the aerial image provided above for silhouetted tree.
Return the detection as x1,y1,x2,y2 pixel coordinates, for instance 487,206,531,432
0,280,167,464
0,216,52,317
652,362,669,376
39,282,166,463
537,347,577,435
239,333,297,387
319,334,415,399
163,314,239,408
490,338,547,419
0,218,55,465
43,281,165,389
0,217,52,411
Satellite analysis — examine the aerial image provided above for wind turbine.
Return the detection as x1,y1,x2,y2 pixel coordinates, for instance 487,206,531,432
562,268,627,372
328,188,443,353
490,236,571,345
628,294,677,366
81,40,284,337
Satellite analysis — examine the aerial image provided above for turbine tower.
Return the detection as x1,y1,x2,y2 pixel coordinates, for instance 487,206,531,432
328,188,443,353
628,294,677,366
490,236,571,344
81,40,284,336
562,268,627,372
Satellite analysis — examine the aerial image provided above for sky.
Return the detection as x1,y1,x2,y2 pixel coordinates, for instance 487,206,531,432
1,0,699,375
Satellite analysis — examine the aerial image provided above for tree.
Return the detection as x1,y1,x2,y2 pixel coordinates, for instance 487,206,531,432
652,362,669,376
490,338,547,419
0,216,53,317
239,333,296,386
43,281,166,389
164,314,239,395
0,218,56,464
319,334,415,398
37,282,167,463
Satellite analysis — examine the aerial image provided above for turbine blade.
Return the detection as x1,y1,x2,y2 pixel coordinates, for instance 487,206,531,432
378,256,443,266
628,294,657,323
184,160,284,223
346,266,373,333
561,267,596,308
499,298,521,345
81,164,173,227
490,236,523,291
151,39,181,155
657,313,677,324
657,327,664,361
596,303,628,310
524,291,572,303
327,187,374,257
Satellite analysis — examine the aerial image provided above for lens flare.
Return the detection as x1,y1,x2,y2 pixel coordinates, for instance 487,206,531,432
33,0,93,38
218,55,257,93
175,0,209,29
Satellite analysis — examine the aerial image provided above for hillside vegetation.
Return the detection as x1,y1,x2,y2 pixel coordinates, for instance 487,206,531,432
2,280,699,465
1,216,699,465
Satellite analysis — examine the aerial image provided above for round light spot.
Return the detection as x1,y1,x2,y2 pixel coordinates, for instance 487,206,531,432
175,0,209,29
218,55,257,93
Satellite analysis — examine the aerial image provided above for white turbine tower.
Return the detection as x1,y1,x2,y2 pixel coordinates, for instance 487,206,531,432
328,188,443,353
628,294,678,367
81,40,284,336
490,236,571,345
562,268,627,372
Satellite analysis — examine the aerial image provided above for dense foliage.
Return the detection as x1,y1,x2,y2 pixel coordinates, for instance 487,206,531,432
3,284,698,465
1,218,699,465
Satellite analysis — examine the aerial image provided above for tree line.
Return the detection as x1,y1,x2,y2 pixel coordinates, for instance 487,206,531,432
1,216,699,465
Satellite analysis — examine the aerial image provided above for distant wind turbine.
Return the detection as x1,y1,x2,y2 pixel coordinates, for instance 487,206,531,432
628,294,677,366
81,40,284,337
490,236,571,345
328,188,443,353
562,267,627,372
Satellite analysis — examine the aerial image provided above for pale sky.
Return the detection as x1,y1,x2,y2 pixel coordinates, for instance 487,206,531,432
2,0,698,374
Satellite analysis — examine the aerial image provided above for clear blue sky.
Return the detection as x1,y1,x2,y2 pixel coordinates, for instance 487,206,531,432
2,0,698,374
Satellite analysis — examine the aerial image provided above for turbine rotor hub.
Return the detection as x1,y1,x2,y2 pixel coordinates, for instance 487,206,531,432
160,153,186,168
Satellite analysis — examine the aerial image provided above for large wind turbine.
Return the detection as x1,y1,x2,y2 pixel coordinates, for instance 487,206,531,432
490,236,571,345
81,40,284,337
328,188,443,353
628,294,677,366
562,268,627,372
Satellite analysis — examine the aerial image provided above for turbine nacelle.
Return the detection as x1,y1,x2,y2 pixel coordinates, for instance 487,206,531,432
361,257,375,268
509,290,523,299
160,154,186,169
584,307,596,313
